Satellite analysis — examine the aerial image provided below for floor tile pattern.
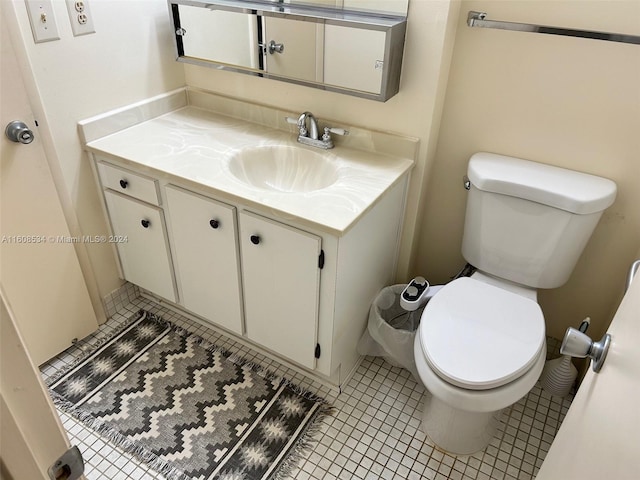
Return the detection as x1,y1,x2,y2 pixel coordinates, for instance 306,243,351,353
41,293,573,480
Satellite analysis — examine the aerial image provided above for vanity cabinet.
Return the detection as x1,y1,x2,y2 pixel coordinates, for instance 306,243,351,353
238,211,322,370
92,152,408,387
164,185,243,335
103,190,176,302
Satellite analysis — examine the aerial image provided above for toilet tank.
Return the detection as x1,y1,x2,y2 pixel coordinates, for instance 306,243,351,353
462,153,617,289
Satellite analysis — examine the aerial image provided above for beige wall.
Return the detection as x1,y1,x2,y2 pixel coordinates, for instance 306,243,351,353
416,0,640,340
5,0,185,307
184,0,462,281
6,0,637,344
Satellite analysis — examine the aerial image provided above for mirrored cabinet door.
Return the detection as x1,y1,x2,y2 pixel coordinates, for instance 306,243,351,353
169,0,407,101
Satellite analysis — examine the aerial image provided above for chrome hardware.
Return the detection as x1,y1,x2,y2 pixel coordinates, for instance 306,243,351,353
48,445,84,480
626,260,640,294
463,175,471,190
5,120,34,144
175,27,186,36
268,40,284,54
561,327,611,373
467,10,640,45
284,113,348,150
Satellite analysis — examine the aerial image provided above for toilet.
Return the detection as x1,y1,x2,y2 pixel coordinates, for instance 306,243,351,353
414,152,617,455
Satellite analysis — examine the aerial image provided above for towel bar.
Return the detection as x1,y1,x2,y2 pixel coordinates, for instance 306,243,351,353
467,11,640,45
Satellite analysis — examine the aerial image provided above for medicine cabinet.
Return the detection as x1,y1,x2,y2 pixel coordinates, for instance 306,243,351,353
168,0,407,101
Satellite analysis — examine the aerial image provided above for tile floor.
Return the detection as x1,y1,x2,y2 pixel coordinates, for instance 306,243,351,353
41,291,574,480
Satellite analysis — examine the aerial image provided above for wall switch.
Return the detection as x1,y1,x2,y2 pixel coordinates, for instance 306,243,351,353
65,0,95,36
25,0,60,43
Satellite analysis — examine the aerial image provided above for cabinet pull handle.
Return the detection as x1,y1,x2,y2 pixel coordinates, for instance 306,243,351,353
209,219,220,229
250,234,260,245
141,219,150,228
119,179,128,189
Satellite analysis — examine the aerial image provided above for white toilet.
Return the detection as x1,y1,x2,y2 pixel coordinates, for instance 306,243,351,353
414,152,617,455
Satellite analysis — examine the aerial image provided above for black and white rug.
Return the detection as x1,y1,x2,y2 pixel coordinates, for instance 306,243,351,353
47,310,333,480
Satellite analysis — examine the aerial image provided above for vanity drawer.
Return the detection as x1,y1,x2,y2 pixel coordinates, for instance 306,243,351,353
97,161,159,205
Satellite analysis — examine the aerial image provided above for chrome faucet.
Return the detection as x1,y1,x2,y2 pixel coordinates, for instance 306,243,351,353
284,111,348,149
297,111,319,140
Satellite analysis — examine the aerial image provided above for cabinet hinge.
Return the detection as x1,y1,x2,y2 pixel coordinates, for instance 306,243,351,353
314,343,321,359
318,250,325,269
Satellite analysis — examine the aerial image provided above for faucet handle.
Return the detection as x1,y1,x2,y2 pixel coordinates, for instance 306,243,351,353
324,126,349,136
284,116,307,136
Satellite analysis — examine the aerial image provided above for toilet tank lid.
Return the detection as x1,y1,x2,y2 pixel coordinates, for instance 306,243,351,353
467,152,617,214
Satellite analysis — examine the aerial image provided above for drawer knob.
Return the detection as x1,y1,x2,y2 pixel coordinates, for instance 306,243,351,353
141,219,150,228
250,235,261,245
119,179,128,189
209,219,220,229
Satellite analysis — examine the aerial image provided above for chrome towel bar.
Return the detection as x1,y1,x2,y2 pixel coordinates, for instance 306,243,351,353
467,11,640,45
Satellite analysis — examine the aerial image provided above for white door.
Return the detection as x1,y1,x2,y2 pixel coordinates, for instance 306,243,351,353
103,190,177,302
536,261,640,478
0,5,98,366
0,8,83,477
1,289,84,480
239,211,321,369
165,185,244,334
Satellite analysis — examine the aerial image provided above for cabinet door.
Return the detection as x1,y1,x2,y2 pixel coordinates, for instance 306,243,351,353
165,186,243,334
104,190,176,302
239,211,321,369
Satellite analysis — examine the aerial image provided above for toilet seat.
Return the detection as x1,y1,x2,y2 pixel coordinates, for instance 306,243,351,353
419,277,545,390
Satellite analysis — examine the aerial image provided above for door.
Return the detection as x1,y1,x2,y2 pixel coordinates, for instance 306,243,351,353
0,5,98,366
103,190,177,302
263,16,323,82
536,260,640,478
1,288,84,480
239,211,321,369
165,185,243,334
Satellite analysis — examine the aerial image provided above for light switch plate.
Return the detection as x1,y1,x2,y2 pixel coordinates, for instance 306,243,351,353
25,0,60,43
65,0,95,36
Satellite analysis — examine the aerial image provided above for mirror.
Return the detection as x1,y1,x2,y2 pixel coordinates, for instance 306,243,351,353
169,0,407,101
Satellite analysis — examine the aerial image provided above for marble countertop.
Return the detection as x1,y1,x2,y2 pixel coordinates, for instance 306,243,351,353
85,106,414,235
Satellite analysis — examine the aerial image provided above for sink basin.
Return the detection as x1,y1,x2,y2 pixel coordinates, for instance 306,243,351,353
228,145,339,193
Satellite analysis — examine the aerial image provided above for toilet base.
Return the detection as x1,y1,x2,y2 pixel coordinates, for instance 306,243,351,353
422,394,503,455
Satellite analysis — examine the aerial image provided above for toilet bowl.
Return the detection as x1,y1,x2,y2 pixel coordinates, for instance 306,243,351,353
414,274,546,454
412,152,616,454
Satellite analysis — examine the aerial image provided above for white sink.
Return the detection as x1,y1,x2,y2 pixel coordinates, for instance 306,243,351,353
228,145,339,193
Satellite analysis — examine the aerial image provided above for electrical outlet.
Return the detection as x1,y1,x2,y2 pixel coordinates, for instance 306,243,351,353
25,0,60,43
65,0,95,36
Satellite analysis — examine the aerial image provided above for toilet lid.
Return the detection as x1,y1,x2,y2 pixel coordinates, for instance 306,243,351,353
419,277,545,390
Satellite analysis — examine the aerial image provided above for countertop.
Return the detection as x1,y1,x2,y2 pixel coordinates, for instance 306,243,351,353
85,106,414,236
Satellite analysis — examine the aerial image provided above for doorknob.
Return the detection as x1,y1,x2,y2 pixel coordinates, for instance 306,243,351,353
5,120,34,144
560,327,611,373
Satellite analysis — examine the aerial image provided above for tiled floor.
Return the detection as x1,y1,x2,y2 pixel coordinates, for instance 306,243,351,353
41,292,573,480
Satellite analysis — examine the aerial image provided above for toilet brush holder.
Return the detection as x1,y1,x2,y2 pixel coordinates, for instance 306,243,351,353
539,355,577,397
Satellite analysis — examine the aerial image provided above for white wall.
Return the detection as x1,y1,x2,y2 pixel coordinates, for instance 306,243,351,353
5,0,185,306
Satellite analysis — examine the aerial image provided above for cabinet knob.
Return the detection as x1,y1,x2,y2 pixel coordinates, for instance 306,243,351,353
250,234,261,245
119,179,128,189
209,219,220,229
141,219,150,228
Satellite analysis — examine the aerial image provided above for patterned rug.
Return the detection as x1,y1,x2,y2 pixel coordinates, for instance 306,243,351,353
47,310,333,480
